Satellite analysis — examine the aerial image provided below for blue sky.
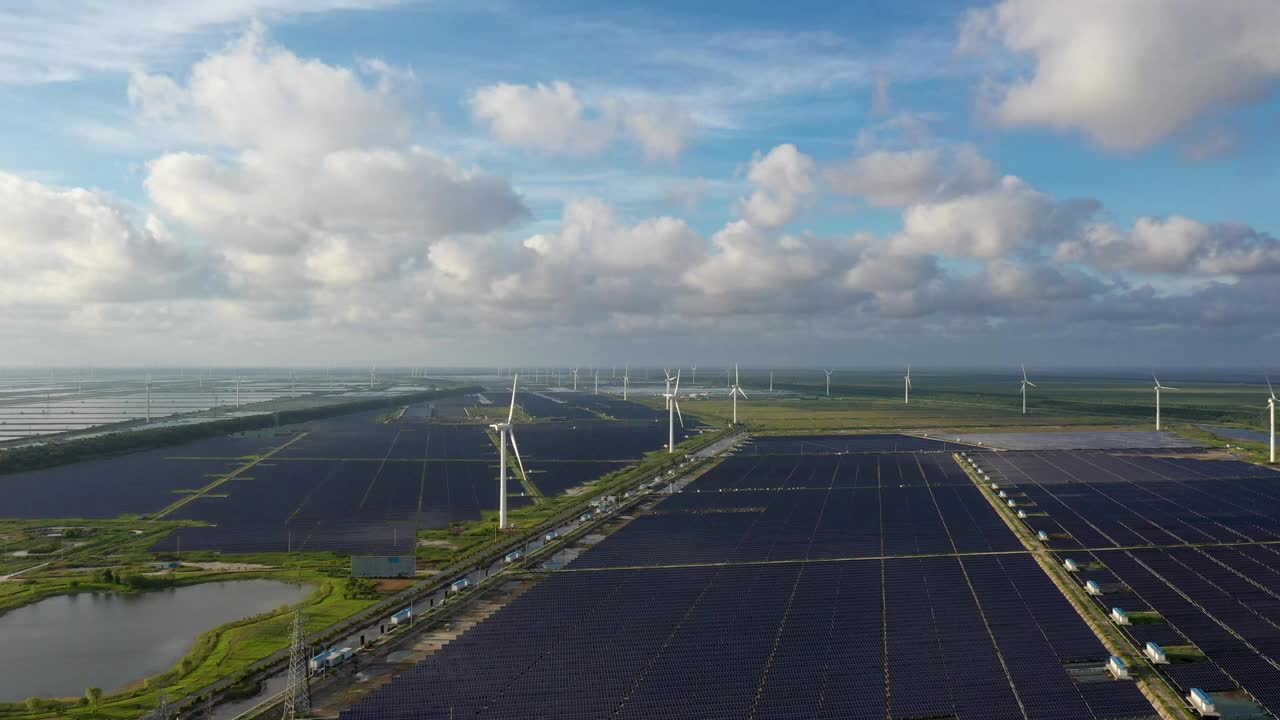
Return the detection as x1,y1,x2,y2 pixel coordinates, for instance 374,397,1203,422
1,0,1279,368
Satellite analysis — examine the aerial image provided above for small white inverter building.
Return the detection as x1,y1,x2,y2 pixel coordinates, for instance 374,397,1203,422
1145,641,1169,664
1187,688,1218,716
1086,580,1103,596
1107,655,1130,680
1111,607,1131,625
1063,558,1079,572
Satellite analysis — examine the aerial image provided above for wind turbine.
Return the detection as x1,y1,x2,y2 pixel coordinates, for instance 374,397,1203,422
730,364,748,425
572,367,579,391
663,369,675,410
145,373,152,424
369,367,375,391
1267,377,1276,464
235,375,241,408
691,365,697,386
904,365,912,404
623,364,630,401
664,370,685,453
490,376,528,530
769,370,774,393
1020,364,1037,415
824,370,832,397
1153,375,1178,430
594,371,599,395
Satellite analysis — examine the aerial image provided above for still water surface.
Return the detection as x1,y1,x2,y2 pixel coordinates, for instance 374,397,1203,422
0,579,311,700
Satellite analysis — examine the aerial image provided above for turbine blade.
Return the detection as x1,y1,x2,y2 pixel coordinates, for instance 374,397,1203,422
508,430,528,483
1022,364,1027,381
673,371,680,394
1026,381,1038,388
508,374,518,424
737,387,749,399
674,399,684,428
735,363,740,385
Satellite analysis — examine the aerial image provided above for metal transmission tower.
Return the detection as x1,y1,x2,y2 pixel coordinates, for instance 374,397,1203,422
281,610,311,719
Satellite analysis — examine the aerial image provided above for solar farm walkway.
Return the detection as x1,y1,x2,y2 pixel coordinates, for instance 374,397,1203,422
340,444,1160,720
976,449,1280,717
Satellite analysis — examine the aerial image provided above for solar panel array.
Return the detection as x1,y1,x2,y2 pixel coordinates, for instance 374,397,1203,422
692,453,974,491
148,419,641,554
1094,548,1280,715
742,433,957,455
150,459,522,554
573,454,1019,569
343,555,1151,720
976,450,1280,548
977,448,1280,715
506,420,689,461
0,435,282,518
342,451,1156,720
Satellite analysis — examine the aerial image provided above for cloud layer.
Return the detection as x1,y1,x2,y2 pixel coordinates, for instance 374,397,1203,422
1,8,1279,365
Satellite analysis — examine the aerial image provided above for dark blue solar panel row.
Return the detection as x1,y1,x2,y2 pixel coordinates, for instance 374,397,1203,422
571,485,1020,569
341,558,1152,720
1094,549,1280,715
742,433,959,455
150,459,534,554
0,435,280,518
979,448,1280,713
693,453,975,491
507,419,687,460
509,391,601,420
276,423,496,461
977,451,1280,548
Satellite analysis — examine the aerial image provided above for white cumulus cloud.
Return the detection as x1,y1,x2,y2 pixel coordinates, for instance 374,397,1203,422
961,0,1280,149
737,144,817,228
468,81,696,160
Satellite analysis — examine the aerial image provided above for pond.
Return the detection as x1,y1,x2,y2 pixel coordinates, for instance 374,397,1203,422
0,578,312,700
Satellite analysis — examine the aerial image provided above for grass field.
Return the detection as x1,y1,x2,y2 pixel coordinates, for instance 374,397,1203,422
0,557,379,719
721,370,1275,429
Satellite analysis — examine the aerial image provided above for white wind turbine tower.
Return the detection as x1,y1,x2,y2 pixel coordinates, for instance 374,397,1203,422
1020,364,1037,415
824,370,832,397
145,373,152,424
1153,375,1178,430
490,376,528,530
691,365,697,386
369,367,376,391
623,364,630,400
769,370,774,393
1266,377,1276,464
729,363,748,425
594,371,599,395
904,365,912,404
572,367,579,391
664,370,685,453
235,375,241,408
